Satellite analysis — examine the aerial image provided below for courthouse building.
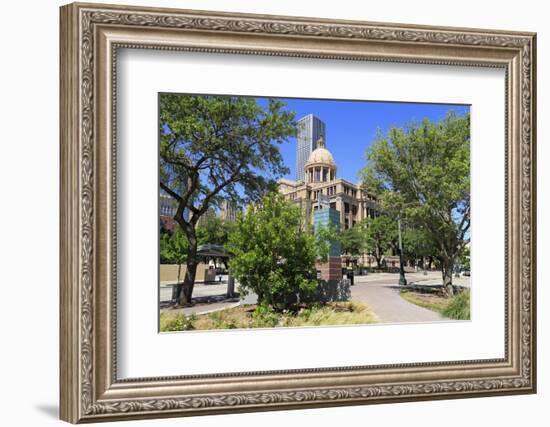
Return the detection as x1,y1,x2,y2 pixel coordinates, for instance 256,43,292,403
278,136,379,230
278,135,399,271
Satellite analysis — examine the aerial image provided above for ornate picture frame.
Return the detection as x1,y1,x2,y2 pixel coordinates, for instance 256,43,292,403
60,2,536,423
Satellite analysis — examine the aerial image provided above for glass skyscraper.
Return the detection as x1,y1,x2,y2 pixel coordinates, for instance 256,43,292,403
295,114,326,182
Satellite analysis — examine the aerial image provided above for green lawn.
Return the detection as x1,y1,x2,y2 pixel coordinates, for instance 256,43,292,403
400,288,470,320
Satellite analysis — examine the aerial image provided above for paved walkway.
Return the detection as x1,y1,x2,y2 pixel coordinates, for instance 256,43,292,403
351,273,446,323
161,272,468,321
160,277,231,302
165,300,241,316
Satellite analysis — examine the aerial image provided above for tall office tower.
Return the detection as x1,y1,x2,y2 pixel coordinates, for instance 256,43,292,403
219,199,240,222
295,114,326,182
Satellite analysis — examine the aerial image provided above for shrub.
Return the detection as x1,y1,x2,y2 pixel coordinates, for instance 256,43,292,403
228,193,320,311
162,313,197,331
442,289,470,320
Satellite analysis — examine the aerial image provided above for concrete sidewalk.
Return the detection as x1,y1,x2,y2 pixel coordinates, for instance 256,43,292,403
351,273,446,323
160,276,231,302
160,276,242,315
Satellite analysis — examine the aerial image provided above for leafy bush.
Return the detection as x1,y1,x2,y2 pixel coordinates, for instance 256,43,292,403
442,289,470,320
228,193,321,311
161,313,197,331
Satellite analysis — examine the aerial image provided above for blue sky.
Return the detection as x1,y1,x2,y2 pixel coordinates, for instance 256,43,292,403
257,97,470,183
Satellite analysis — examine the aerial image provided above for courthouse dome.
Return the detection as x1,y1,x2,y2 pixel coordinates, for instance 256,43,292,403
305,137,336,167
304,137,337,184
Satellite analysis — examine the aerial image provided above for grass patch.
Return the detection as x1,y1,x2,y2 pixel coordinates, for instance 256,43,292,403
441,290,470,320
400,288,470,320
160,313,197,332
160,301,379,332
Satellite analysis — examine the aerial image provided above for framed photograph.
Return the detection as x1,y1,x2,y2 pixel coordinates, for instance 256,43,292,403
60,2,536,423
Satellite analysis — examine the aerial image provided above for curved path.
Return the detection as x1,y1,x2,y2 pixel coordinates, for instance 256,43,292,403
351,274,445,323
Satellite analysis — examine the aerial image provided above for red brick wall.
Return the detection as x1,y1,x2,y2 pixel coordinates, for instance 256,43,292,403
317,256,342,281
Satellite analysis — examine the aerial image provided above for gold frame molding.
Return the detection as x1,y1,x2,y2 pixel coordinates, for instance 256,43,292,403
60,2,537,423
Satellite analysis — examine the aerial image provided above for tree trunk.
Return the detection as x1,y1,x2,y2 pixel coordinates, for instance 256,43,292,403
178,230,198,306
373,247,382,270
179,256,197,305
173,263,183,302
441,256,455,297
226,273,235,298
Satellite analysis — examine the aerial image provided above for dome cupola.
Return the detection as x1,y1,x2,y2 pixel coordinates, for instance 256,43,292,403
304,136,337,183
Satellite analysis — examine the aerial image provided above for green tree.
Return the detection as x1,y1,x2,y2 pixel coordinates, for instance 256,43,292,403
159,95,296,305
227,193,323,311
363,215,397,270
362,112,470,295
159,228,189,284
457,245,470,271
313,223,338,261
196,215,235,246
339,225,365,257
402,226,438,269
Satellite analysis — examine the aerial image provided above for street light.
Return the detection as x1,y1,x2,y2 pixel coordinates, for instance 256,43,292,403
398,218,407,286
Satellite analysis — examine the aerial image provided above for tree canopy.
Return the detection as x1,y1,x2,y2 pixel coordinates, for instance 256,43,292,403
362,111,470,293
159,228,189,284
339,224,366,257
159,94,296,304
363,215,398,270
160,228,188,265
402,226,438,267
195,215,235,247
160,95,296,215
227,193,328,311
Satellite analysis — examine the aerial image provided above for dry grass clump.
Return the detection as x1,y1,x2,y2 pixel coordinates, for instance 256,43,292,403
160,301,379,332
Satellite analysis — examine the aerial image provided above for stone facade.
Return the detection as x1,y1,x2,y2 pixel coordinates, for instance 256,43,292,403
278,137,380,231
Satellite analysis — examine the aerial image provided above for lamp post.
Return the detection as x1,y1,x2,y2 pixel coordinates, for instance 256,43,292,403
398,218,407,286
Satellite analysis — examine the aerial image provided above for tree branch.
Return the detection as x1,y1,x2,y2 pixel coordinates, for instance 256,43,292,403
159,182,182,202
